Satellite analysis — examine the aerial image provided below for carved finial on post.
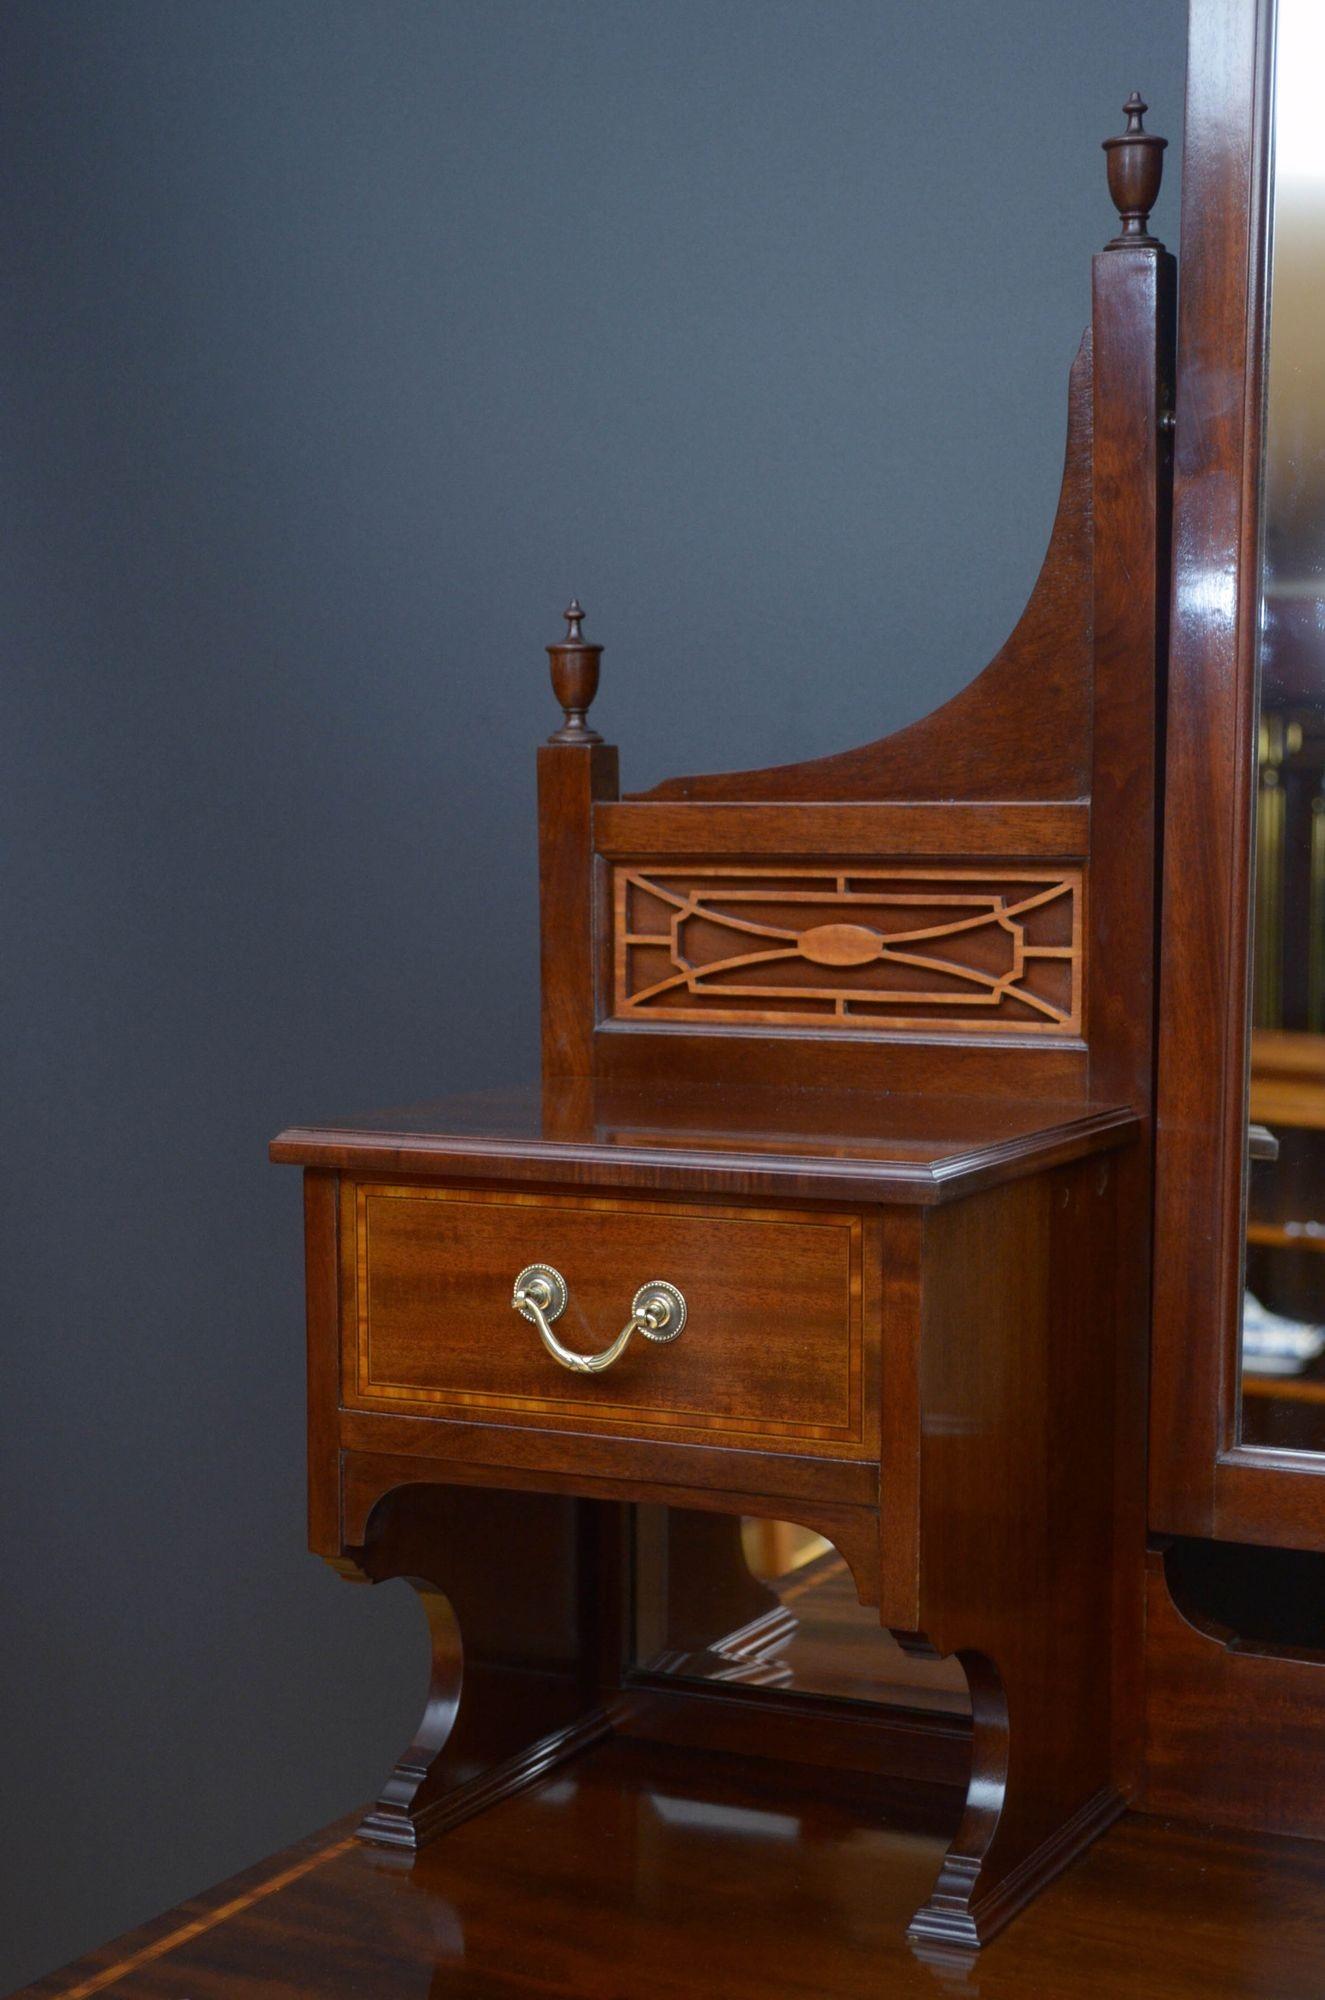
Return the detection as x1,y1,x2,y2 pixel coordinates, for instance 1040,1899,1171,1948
545,599,603,744
1102,92,1167,249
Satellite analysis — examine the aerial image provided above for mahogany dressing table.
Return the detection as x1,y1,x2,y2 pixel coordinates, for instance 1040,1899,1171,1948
271,99,1174,1953
28,4,1325,1992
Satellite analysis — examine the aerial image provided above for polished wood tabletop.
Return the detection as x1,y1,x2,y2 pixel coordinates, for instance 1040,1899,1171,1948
270,1080,1139,1206
19,1739,1325,2000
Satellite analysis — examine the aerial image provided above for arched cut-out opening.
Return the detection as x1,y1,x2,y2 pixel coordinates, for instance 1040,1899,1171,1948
631,1505,970,1714
1164,1536,1325,1654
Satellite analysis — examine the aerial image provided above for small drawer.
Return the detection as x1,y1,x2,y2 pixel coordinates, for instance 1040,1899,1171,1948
340,1181,874,1457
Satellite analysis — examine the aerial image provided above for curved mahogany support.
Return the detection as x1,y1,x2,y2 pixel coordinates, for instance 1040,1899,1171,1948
878,1165,1134,1950
896,1639,1122,1952
906,1648,1010,1947
355,1577,465,1844
631,334,1094,805
1142,1543,1325,1841
336,1481,621,1850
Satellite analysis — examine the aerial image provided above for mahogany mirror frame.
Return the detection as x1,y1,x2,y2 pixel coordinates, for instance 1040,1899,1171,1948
1148,0,1325,1546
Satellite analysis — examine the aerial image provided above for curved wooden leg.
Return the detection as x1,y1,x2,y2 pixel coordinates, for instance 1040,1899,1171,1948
355,1580,466,1844
879,1164,1135,1950
337,1482,622,1850
902,1644,1123,1951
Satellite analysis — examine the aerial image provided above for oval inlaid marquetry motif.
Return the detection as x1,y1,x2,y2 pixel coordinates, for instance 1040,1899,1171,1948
797,922,883,967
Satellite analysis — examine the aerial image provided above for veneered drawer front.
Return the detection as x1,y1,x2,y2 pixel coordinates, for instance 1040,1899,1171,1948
342,1183,872,1456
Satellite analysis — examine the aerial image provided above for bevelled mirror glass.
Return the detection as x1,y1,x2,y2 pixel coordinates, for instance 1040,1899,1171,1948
1241,0,1325,1449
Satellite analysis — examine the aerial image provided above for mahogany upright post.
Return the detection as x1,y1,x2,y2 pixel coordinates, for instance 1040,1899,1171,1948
1089,94,1176,1795
538,601,618,1080
900,98,1176,1948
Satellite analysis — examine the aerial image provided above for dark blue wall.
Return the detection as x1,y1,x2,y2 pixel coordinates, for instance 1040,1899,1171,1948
0,2,1185,1985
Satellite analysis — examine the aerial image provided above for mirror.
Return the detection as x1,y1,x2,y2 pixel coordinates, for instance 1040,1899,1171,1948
1241,0,1325,1449
630,1509,968,1711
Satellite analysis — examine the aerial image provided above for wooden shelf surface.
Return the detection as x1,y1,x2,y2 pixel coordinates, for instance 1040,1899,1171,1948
270,1079,1138,1206
1242,1372,1325,1404
1247,1222,1325,1251
19,1737,1325,2000
1250,1030,1325,1131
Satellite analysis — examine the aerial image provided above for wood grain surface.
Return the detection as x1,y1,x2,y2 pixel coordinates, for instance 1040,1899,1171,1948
22,1744,1325,2000
343,1181,869,1454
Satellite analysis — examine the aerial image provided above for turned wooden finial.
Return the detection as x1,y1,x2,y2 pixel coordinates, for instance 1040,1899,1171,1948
1102,92,1167,249
545,598,603,744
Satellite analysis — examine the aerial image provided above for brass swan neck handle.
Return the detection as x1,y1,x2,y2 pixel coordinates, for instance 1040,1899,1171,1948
512,1265,686,1375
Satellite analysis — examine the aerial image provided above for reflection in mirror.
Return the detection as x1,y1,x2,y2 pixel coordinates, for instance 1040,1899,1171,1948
631,1508,968,1712
1243,0,1325,1449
